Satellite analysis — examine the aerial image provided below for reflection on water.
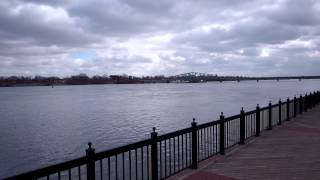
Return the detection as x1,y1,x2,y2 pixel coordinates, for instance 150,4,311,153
0,80,319,177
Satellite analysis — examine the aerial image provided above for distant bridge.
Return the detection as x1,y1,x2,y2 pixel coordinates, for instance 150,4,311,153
169,72,320,82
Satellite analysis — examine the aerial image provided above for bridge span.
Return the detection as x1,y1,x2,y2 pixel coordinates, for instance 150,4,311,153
169,72,320,82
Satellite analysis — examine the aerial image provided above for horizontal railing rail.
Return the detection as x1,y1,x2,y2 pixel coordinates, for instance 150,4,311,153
4,90,320,180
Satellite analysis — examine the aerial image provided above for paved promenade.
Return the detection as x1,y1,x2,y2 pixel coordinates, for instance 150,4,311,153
170,106,320,180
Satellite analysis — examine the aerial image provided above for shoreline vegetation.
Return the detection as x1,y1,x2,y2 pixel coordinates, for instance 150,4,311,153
0,72,319,87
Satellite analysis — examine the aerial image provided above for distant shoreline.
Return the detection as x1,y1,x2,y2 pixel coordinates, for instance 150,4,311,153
1,73,319,87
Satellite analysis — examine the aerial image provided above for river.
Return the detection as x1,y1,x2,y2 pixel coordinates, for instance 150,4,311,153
0,80,320,178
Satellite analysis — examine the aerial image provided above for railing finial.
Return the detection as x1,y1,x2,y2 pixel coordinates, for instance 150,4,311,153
88,142,92,149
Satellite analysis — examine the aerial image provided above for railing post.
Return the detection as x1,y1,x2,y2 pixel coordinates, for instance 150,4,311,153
255,104,260,136
316,91,318,105
219,113,225,155
239,108,245,144
191,118,198,169
318,91,320,104
308,92,311,109
317,91,320,105
310,92,314,108
278,99,282,125
318,90,320,105
287,97,290,121
294,96,297,117
318,91,320,105
312,91,316,108
299,94,303,114
151,127,158,180
268,101,272,130
86,142,95,180
304,93,308,112
314,91,316,106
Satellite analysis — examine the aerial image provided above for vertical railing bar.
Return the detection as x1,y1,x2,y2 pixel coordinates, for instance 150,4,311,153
202,128,204,160
197,130,199,162
58,171,61,180
173,137,176,172
278,99,282,125
68,169,71,180
189,133,191,167
169,138,172,175
208,126,212,157
204,128,207,158
182,135,184,169
209,127,211,156
200,128,203,160
100,160,103,180
208,127,210,157
203,128,208,158
159,141,161,178
185,133,188,168
177,135,180,171
215,124,218,154
268,101,272,130
141,147,144,180
116,154,118,180
286,97,292,121
108,157,111,180
250,114,253,137
226,121,228,148
128,151,131,180
147,146,149,180
122,153,125,180
236,119,238,144
203,128,205,159
211,126,213,155
135,149,138,180
78,166,81,180
164,140,167,178
212,126,214,155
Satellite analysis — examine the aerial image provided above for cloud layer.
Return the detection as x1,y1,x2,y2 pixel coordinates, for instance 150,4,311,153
0,0,320,76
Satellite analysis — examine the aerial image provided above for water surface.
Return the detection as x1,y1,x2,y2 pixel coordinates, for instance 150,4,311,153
0,80,320,177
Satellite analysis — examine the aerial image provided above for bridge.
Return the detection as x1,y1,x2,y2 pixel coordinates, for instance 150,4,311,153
169,72,320,82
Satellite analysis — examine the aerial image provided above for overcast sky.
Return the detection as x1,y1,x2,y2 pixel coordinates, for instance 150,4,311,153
0,0,319,77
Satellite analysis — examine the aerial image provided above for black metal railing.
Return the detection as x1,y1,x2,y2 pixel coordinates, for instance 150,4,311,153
4,90,320,180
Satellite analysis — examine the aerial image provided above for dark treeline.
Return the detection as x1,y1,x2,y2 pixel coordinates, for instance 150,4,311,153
0,72,238,87
0,73,169,87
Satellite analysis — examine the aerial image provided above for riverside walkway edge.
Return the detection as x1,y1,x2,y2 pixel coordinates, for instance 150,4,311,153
170,105,320,180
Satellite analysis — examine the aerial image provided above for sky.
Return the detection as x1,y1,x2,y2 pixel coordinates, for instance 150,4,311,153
0,0,320,77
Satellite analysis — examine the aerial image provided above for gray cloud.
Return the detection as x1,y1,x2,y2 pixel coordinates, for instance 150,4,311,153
0,0,320,76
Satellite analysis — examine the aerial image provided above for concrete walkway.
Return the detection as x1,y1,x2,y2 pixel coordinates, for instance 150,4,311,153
170,106,320,180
